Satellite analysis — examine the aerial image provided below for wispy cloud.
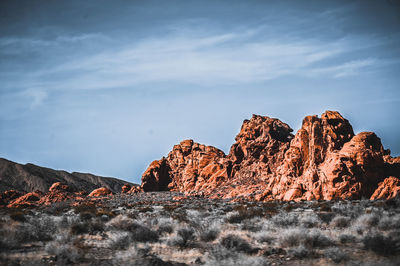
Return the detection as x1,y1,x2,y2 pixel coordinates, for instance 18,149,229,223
20,27,384,93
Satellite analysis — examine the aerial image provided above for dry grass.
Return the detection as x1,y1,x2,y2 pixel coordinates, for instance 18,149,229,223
0,194,399,265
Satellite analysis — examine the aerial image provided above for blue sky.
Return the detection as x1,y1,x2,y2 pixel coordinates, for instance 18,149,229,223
1,0,399,183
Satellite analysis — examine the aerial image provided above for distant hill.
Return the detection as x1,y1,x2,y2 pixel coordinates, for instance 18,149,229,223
0,158,133,193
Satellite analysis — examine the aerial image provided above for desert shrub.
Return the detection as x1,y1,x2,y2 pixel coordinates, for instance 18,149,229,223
79,211,93,221
30,216,57,241
70,214,104,235
131,225,159,243
241,218,263,232
299,213,321,228
317,212,335,223
199,228,220,242
45,236,81,264
362,234,399,256
107,215,141,231
226,205,264,224
158,223,174,235
171,209,190,223
279,229,305,247
355,213,380,229
70,221,89,235
108,231,132,250
88,219,105,234
338,234,356,244
303,229,333,248
205,247,268,266
44,201,70,215
163,204,181,212
254,232,274,244
9,211,26,222
279,229,332,248
74,203,96,215
261,247,285,256
8,216,56,243
171,227,196,248
331,201,367,219
324,247,348,263
330,215,351,228
220,234,255,254
271,212,298,227
138,206,153,213
226,212,246,224
287,245,309,259
0,227,18,249
378,214,400,230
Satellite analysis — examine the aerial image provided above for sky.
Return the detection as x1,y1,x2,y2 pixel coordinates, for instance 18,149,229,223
1,0,400,183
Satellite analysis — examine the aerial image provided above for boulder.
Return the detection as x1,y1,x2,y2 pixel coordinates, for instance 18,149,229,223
49,182,72,193
121,184,131,193
88,187,113,197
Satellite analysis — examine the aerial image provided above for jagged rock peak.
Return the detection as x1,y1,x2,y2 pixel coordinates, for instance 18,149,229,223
234,114,293,143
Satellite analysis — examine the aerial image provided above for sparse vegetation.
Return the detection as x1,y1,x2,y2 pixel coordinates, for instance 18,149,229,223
1,194,399,265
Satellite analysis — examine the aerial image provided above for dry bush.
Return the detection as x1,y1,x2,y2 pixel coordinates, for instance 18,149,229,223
299,213,321,228
378,214,400,231
108,231,132,250
362,233,399,256
199,227,220,242
170,227,196,248
131,225,159,243
338,234,357,244
271,212,298,227
254,232,275,244
279,228,333,248
330,215,351,228
205,245,268,266
45,235,81,264
324,247,349,263
220,234,256,254
287,245,310,259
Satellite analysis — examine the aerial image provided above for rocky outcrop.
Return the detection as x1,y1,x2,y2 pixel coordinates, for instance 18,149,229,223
7,191,44,208
141,140,229,193
121,184,131,193
140,111,400,201
49,182,72,193
371,177,400,200
88,187,113,197
0,190,23,207
127,185,142,194
0,158,132,193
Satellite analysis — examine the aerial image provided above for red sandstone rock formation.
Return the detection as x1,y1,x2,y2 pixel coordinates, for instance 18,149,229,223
49,182,72,193
140,111,400,201
141,139,229,193
8,191,44,208
88,187,113,197
121,184,131,193
0,190,24,207
370,176,400,200
127,185,142,194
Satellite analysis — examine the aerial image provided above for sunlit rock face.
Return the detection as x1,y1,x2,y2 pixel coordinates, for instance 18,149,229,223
88,187,113,197
140,111,400,201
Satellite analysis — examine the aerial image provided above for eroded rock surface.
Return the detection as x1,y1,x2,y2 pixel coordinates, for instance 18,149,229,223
140,111,400,201
371,176,400,200
88,187,113,197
